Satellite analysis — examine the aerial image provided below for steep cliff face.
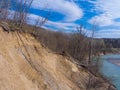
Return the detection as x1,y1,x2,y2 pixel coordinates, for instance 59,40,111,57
0,27,115,90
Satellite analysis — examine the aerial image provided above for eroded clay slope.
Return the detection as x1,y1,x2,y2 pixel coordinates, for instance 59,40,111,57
0,27,114,90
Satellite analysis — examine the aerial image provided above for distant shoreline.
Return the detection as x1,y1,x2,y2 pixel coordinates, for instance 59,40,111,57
108,58,120,66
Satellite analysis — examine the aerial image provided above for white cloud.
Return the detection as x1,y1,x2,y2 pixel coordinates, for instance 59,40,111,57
95,29,120,38
27,13,120,38
88,0,120,27
89,13,114,26
7,9,78,32
88,0,120,38
31,0,83,22
27,13,78,32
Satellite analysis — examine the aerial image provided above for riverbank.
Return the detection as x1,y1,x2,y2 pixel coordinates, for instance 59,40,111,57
103,54,120,66
109,59,120,66
100,54,120,90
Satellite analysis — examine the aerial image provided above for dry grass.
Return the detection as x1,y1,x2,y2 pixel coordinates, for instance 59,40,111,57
0,27,115,90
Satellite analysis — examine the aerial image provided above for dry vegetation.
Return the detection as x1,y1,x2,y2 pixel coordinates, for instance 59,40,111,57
0,0,116,90
0,27,116,90
0,0,108,65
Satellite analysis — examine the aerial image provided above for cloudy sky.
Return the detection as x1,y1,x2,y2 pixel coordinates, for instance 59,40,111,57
12,0,120,38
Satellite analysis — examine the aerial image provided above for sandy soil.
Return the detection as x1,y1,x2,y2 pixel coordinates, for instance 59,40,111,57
0,27,114,90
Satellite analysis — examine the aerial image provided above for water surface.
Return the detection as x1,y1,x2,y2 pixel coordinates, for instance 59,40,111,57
100,54,120,90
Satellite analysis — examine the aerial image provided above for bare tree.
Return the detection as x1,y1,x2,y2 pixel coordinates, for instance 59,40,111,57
33,10,51,31
13,0,33,28
33,16,48,31
0,0,10,21
67,25,89,64
88,23,105,75
88,29,94,65
88,23,99,65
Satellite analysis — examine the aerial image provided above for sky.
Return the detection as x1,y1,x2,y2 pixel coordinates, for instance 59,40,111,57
12,0,120,38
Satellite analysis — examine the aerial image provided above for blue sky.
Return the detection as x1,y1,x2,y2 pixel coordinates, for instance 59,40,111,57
11,0,120,38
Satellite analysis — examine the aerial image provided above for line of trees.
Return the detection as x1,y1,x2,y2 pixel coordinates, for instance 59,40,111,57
0,0,109,68
0,0,48,29
0,0,115,62
0,1,114,89
23,24,106,65
0,0,30,25
12,0,34,27
0,0,112,75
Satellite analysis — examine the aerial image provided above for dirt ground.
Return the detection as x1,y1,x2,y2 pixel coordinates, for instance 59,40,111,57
0,27,114,90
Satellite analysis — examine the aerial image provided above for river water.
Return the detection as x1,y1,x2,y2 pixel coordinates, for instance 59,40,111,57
100,54,120,90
